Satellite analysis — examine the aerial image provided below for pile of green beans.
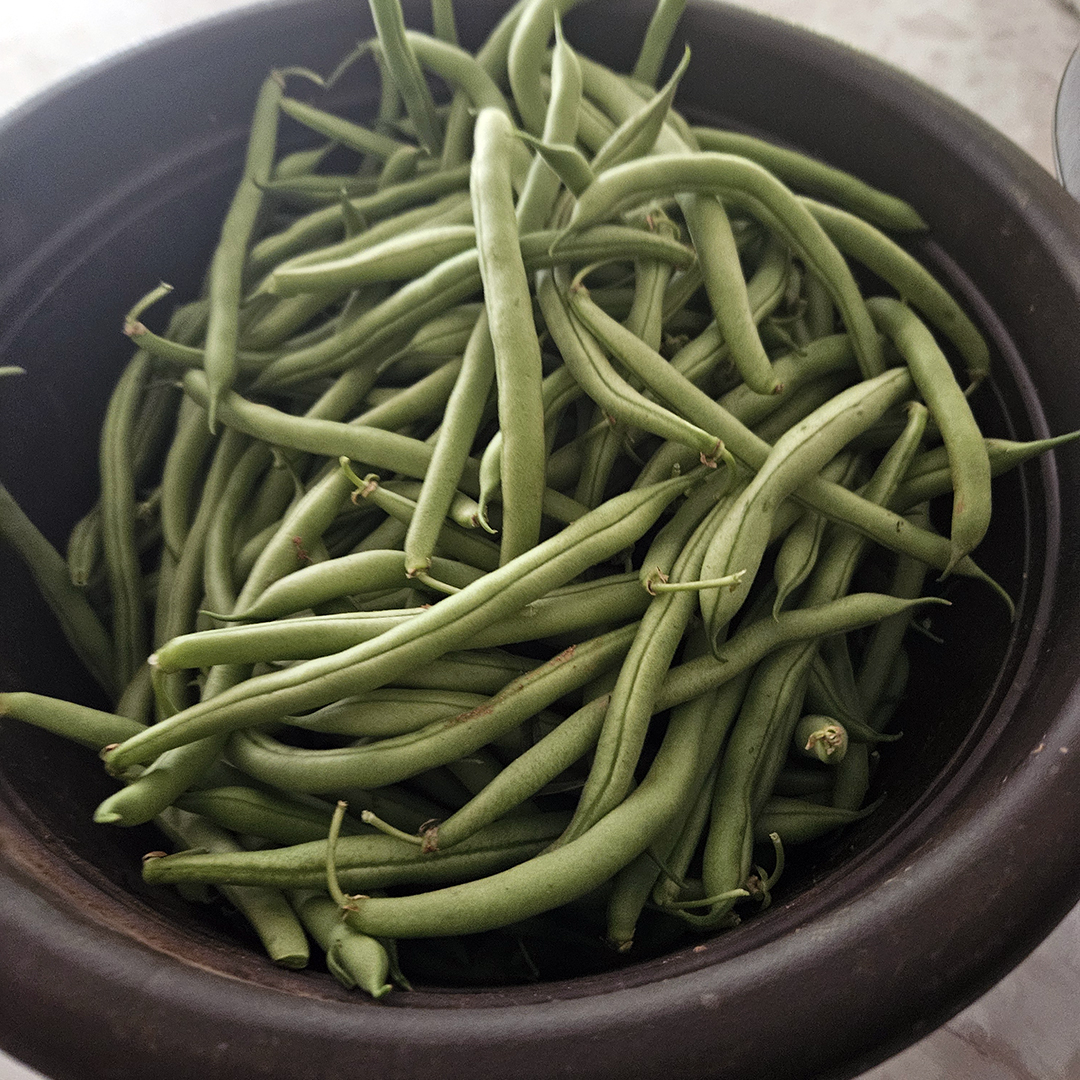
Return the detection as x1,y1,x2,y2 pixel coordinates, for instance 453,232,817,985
2,0,1076,995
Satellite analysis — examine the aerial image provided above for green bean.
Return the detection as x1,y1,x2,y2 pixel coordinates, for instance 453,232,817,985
152,571,652,671
773,452,860,615
429,0,457,43
794,715,849,764
66,503,103,589
754,795,875,844
507,0,589,137
540,271,727,464
202,442,275,618
698,367,913,649
690,126,928,232
153,806,309,968
142,810,573,891
348,471,502,572
632,0,687,87
123,318,272,375
221,550,484,621
288,889,393,997
664,231,792,388
855,527,933,717
99,351,153,690
273,224,477,294
380,141,437,192
248,163,472,278
561,153,884,378
803,198,989,387
271,142,334,181
226,624,636,793
291,688,490,738
203,74,283,429
893,430,1080,512
383,480,484,531
176,786,368,845
867,296,991,570
471,108,548,560
155,427,250,709
260,173,381,201
266,191,473,284
404,312,497,576
106,470,697,769
280,94,406,158
159,395,216,560
516,17,583,233
0,482,117,701
368,0,443,155
622,216,678,354
683,193,780,395
94,733,229,827
0,691,143,749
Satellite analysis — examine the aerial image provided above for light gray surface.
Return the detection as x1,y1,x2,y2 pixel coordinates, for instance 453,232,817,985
0,2,1078,1079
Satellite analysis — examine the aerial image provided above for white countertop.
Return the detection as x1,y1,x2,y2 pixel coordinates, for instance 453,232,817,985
1,2,1078,1078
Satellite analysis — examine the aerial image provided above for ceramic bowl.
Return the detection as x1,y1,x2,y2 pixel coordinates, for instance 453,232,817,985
2,2,1079,1078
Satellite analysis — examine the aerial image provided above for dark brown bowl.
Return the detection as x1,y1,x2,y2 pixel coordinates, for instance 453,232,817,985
2,2,1079,1078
